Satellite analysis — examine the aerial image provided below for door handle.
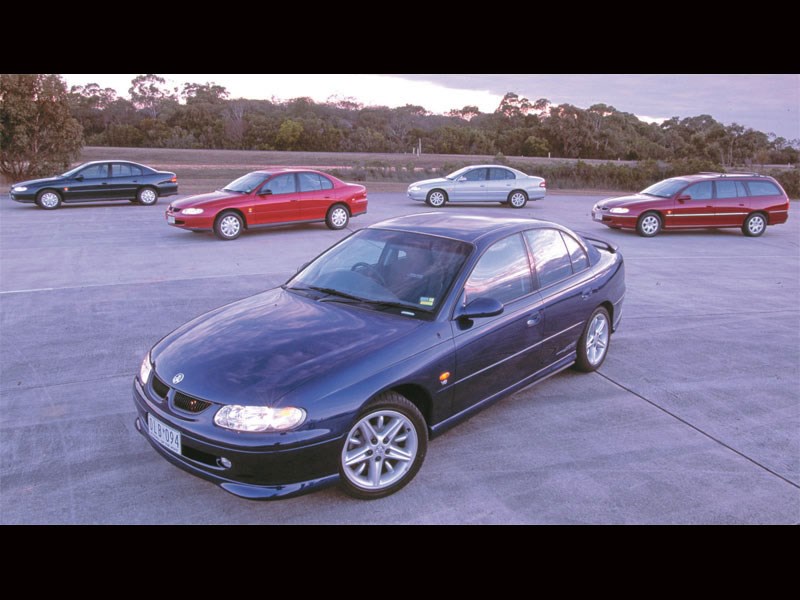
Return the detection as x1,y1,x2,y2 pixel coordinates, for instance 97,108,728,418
581,290,593,300
526,311,543,326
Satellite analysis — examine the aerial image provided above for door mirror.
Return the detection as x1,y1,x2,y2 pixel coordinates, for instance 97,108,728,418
258,189,273,196
677,194,691,202
457,176,467,182
74,175,84,181
456,297,504,320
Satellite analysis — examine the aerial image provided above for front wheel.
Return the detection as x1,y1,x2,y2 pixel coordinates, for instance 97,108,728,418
426,189,447,207
574,306,611,372
36,190,62,210
137,187,158,206
326,204,350,230
742,213,766,237
636,212,662,237
214,211,244,240
339,392,427,500
507,190,528,208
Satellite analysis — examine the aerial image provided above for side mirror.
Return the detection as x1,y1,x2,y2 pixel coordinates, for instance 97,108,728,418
259,189,273,196
457,176,467,182
677,194,691,202
74,175,84,181
455,297,504,320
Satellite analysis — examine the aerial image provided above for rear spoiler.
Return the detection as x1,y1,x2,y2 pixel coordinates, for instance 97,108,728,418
574,231,618,254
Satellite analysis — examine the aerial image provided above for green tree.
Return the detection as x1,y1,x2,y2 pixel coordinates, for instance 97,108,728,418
0,74,83,180
129,74,178,118
275,119,304,150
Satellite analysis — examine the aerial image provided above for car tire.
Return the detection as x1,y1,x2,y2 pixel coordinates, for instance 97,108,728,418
636,212,662,237
339,391,428,500
742,213,766,237
426,189,447,207
326,204,350,230
214,211,244,241
36,190,62,210
574,306,611,372
507,190,528,208
137,187,158,206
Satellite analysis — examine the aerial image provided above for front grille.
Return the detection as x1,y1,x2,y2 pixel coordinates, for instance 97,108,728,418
152,375,169,399
173,391,212,413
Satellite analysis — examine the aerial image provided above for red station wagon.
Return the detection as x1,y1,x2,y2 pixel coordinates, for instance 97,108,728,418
166,168,368,240
592,173,790,237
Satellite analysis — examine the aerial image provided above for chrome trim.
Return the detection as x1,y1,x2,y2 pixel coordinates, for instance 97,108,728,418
453,321,584,387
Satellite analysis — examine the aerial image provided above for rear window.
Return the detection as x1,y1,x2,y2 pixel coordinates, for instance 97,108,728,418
746,181,781,196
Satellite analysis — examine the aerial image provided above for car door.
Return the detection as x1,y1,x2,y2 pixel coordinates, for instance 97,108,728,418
713,180,750,226
485,167,516,201
296,172,335,221
669,181,716,227
524,228,596,365
450,233,544,414
63,163,110,201
450,167,488,201
108,163,140,199
252,173,300,224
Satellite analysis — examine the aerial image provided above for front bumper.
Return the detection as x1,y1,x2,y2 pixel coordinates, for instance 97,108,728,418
407,190,427,201
165,208,215,230
9,192,35,204
592,207,636,229
132,378,342,499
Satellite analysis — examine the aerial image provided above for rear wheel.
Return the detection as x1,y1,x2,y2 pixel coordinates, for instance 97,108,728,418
137,187,158,206
426,189,447,207
636,212,662,237
339,392,427,499
508,190,528,208
326,204,349,230
742,213,766,237
574,307,611,372
214,211,243,240
36,190,62,210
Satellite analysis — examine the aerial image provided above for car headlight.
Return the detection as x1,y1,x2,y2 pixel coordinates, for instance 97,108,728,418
181,208,204,215
214,405,306,432
12,186,27,192
409,186,421,192
609,207,630,214
139,353,153,384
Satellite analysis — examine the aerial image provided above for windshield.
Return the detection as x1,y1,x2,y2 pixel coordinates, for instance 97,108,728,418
223,172,269,193
641,178,689,198
61,164,86,178
445,167,473,180
286,228,472,315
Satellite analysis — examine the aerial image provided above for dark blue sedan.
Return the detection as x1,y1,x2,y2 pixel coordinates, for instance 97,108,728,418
133,213,626,500
9,160,178,209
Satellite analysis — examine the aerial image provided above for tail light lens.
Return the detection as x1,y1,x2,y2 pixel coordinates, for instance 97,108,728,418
171,176,177,183
540,180,547,188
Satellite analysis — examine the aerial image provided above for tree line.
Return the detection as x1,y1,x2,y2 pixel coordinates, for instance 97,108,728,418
2,73,798,183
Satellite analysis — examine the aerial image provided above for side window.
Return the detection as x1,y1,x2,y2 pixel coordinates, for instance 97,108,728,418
320,175,334,190
525,229,573,288
130,165,143,177
560,232,589,273
464,234,532,305
746,181,781,196
261,173,297,195
489,168,515,180
80,164,108,179
715,180,739,199
735,181,748,197
298,172,323,192
684,181,713,200
111,163,133,178
462,168,487,182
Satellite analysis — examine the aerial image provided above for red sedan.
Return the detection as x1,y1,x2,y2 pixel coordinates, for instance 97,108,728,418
592,173,790,237
166,168,368,240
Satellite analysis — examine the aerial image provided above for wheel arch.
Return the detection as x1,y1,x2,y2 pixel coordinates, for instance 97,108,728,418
387,384,432,426
216,207,248,229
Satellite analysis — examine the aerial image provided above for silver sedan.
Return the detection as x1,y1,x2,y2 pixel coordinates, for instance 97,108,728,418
407,165,546,208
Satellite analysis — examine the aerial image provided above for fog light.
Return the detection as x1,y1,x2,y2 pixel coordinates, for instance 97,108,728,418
218,457,232,469
135,418,142,432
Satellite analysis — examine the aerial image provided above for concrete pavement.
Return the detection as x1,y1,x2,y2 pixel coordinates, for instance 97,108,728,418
1,192,798,523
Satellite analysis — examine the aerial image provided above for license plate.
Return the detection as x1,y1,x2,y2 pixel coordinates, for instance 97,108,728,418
592,211,603,222
148,414,181,454
167,215,176,224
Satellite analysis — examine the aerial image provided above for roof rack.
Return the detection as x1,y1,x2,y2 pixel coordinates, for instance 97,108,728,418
696,172,763,177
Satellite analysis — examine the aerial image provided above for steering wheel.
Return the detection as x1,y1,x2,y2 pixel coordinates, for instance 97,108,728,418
351,262,386,286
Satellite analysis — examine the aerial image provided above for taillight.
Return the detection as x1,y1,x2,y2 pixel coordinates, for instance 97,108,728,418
539,180,547,188
170,176,177,183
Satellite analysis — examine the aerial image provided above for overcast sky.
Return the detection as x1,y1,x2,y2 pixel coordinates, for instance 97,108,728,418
62,73,800,140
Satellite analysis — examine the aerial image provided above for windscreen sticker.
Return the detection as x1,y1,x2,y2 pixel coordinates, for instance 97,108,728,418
419,297,435,306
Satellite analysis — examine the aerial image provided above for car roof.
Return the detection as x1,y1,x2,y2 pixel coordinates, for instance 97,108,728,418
250,167,325,175
370,213,566,244
677,172,771,182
